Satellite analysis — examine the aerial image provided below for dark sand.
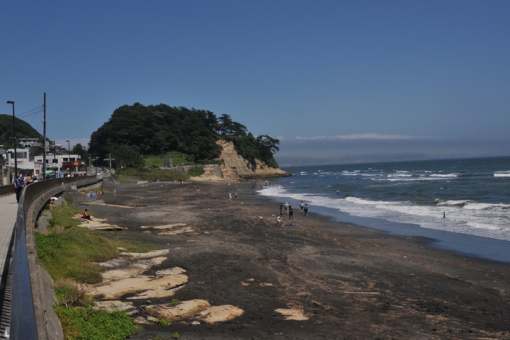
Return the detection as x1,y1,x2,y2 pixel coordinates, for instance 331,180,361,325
82,179,510,340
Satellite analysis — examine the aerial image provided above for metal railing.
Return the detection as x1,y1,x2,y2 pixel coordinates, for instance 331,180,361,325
0,185,15,197
9,176,103,339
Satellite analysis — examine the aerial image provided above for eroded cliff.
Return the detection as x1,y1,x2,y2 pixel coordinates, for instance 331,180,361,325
216,140,290,180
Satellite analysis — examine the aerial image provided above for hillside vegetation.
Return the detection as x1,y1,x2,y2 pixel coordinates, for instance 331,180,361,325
89,103,280,169
0,114,42,147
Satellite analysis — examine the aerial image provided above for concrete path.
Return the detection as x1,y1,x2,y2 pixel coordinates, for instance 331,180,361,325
0,193,16,337
0,194,16,272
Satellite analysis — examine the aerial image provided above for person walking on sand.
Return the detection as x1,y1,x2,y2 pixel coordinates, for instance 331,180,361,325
284,202,289,213
280,204,284,216
300,201,304,214
289,205,294,221
303,204,309,216
14,172,25,203
229,192,232,201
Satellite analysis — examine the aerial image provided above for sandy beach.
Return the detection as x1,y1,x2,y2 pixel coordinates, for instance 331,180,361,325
78,179,510,339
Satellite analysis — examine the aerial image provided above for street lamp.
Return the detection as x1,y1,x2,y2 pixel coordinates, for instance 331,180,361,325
66,140,71,175
6,101,17,176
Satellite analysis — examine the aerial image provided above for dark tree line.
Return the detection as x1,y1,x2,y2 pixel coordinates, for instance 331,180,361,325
0,114,42,147
88,103,280,169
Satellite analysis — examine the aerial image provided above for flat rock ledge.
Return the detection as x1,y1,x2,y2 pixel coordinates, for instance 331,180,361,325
89,249,245,325
274,308,309,321
144,300,245,325
73,214,125,230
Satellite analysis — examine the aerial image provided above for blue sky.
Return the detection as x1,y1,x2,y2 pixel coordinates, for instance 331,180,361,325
2,1,509,165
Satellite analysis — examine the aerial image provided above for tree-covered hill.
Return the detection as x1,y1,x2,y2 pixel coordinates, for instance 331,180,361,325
89,103,280,169
0,114,42,147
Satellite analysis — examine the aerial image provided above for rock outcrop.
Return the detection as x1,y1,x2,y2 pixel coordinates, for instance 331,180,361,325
216,140,291,180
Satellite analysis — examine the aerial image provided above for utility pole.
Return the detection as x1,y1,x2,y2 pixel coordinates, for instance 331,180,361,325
43,93,47,180
103,153,115,170
6,101,16,176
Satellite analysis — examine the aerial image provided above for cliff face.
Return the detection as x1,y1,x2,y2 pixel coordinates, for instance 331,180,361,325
216,140,291,180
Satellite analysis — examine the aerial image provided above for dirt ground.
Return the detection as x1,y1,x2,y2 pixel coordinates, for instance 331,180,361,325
74,178,510,340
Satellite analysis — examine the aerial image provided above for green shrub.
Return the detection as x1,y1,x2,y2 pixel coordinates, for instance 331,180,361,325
188,166,205,177
54,306,137,340
54,278,94,307
116,168,188,182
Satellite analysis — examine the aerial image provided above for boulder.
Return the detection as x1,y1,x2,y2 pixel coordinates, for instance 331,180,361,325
145,299,211,323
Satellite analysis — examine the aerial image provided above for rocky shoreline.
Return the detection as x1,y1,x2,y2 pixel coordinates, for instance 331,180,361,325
64,179,510,339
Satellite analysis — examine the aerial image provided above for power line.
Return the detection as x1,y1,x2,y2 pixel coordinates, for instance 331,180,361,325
17,104,44,118
18,108,43,119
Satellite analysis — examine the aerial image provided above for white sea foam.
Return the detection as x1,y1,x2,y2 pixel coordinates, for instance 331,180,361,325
371,177,447,182
436,200,471,207
430,173,459,178
257,187,510,241
494,171,510,177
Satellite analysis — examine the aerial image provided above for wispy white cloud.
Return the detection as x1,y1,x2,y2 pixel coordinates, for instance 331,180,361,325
294,133,430,140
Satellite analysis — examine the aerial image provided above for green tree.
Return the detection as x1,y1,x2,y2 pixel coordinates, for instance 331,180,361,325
109,144,144,168
88,103,279,168
0,114,42,147
71,143,89,165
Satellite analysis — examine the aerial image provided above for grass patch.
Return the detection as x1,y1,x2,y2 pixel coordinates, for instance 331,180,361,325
48,205,85,229
35,205,156,340
188,166,205,177
54,306,138,340
36,205,157,340
36,228,118,284
116,168,189,182
146,152,194,168
35,206,157,284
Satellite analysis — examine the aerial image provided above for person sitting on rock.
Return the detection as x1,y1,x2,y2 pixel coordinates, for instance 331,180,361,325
81,209,92,220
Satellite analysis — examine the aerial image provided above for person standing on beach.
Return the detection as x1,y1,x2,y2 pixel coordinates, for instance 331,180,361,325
304,204,308,216
284,202,289,213
14,172,25,203
280,204,284,216
289,205,294,221
229,192,232,201
300,201,304,214
113,188,117,197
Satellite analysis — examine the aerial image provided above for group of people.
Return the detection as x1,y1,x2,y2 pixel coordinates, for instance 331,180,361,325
13,171,33,203
277,201,309,227
299,201,309,216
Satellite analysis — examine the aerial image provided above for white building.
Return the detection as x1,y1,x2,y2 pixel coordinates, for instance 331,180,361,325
2,149,85,177
34,154,85,174
17,137,40,147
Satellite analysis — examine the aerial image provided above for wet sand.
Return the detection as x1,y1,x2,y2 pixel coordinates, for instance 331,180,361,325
82,179,510,339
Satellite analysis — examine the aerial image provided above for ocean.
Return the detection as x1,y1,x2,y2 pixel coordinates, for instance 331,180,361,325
258,157,510,262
